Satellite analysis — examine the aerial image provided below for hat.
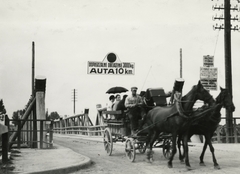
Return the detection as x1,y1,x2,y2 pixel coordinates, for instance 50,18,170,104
131,87,138,91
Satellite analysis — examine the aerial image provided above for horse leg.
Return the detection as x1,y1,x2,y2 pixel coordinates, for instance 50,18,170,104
199,135,208,166
148,130,160,162
146,128,154,161
177,134,184,163
183,134,192,170
168,133,177,168
207,135,220,169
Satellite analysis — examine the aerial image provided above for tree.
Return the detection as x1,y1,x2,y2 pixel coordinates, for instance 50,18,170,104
0,99,7,122
12,111,19,126
0,99,6,115
48,111,60,120
12,110,25,126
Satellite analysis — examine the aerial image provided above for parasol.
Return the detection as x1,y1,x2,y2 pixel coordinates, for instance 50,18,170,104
106,86,128,94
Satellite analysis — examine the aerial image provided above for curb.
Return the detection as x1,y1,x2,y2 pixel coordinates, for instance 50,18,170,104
29,156,92,174
9,144,93,174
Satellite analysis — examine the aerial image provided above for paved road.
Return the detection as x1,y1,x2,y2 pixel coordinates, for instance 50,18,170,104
54,135,240,174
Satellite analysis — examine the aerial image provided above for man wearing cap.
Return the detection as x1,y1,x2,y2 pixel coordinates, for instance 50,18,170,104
125,87,145,134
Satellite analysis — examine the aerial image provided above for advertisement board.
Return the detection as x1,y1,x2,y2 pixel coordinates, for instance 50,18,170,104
87,53,135,75
203,55,214,67
200,67,218,90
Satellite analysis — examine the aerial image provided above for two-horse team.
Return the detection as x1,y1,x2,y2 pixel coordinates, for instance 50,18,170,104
104,80,235,170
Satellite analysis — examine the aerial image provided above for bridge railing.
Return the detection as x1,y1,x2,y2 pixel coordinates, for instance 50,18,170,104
8,119,54,149
52,105,240,143
53,125,106,136
53,108,107,136
212,117,240,143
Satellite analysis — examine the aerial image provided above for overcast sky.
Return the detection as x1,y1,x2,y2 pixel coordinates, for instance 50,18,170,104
1,0,240,124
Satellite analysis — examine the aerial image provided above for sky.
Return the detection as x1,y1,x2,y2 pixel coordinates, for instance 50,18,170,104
1,0,240,125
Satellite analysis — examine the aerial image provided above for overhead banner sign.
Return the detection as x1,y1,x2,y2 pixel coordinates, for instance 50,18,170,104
87,53,135,75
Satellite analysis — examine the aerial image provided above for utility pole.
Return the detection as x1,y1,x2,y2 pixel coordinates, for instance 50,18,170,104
72,89,77,115
180,48,182,78
32,42,35,96
212,0,239,143
32,41,37,148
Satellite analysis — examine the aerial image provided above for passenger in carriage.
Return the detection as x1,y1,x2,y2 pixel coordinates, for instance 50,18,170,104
107,95,115,119
125,87,146,134
112,94,121,111
114,94,128,120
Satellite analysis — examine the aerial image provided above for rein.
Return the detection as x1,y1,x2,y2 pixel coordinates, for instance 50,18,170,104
135,93,188,135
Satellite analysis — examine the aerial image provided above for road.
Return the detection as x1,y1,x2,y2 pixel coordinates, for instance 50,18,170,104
54,135,240,174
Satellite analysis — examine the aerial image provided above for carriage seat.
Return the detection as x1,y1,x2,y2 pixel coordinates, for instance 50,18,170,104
145,88,171,106
102,110,127,121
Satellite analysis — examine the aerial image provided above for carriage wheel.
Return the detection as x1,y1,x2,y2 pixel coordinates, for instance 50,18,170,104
162,138,173,160
138,142,146,154
125,138,136,162
103,128,113,156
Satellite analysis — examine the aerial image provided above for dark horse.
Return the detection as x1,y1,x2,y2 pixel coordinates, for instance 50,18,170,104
144,81,213,170
178,87,235,169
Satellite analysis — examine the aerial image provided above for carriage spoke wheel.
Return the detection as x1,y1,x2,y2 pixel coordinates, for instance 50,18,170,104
138,142,146,154
162,138,173,160
103,128,113,156
125,138,136,162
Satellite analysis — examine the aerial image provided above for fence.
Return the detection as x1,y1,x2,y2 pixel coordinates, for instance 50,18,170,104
8,119,54,149
212,117,240,143
53,125,106,136
53,109,106,136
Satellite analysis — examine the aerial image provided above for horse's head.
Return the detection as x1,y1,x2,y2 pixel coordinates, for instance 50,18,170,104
216,87,235,112
183,81,214,110
195,80,215,106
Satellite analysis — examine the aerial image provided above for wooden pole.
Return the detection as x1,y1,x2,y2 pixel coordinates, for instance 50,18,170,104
180,48,182,78
224,0,233,143
32,42,37,148
35,76,47,148
32,42,35,96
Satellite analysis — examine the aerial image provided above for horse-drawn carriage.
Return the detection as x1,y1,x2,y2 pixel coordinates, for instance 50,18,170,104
102,87,174,162
102,80,235,170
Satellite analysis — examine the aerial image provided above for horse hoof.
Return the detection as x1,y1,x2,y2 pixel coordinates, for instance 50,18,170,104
168,163,173,168
186,166,192,170
199,162,206,166
149,158,153,163
180,160,184,164
214,165,221,170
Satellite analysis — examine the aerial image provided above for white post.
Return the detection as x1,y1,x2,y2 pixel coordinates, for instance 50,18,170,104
35,76,47,149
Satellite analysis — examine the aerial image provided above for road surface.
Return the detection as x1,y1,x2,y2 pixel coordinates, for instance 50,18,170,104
54,135,240,174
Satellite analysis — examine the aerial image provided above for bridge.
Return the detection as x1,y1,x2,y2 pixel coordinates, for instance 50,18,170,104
1,78,240,165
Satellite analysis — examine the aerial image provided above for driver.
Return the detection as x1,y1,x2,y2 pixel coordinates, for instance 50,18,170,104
125,87,146,134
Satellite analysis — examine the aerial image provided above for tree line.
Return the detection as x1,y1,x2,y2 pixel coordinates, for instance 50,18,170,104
0,99,60,126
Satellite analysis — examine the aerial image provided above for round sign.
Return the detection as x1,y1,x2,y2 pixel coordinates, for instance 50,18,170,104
107,53,116,63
